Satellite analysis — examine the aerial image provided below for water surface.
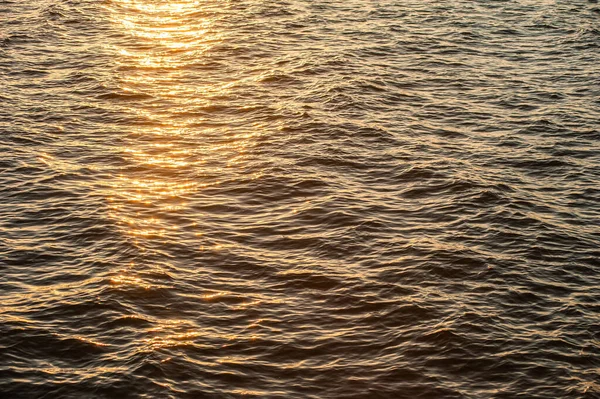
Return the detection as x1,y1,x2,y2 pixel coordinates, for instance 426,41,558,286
1,0,600,397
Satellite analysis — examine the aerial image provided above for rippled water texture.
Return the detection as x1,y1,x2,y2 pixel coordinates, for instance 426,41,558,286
1,0,600,397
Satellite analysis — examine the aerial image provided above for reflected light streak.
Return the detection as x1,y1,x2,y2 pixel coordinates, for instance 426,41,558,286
103,0,259,312
103,0,215,242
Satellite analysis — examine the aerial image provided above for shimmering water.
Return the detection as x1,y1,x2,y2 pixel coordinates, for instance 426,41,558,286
1,0,600,397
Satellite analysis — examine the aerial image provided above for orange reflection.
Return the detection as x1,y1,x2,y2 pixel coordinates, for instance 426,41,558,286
103,0,207,242
102,0,258,292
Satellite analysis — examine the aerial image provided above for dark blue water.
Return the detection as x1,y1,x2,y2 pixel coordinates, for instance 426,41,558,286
1,0,600,397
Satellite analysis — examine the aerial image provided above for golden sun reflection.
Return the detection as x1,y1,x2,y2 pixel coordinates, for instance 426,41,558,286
102,0,260,295
103,0,207,239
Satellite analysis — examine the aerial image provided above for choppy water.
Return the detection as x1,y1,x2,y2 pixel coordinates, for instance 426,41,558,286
1,0,600,397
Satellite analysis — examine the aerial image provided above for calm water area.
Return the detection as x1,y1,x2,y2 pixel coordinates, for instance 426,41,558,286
1,0,600,398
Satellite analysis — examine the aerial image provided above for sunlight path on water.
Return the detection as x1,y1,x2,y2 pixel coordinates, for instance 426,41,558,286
101,1,264,344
